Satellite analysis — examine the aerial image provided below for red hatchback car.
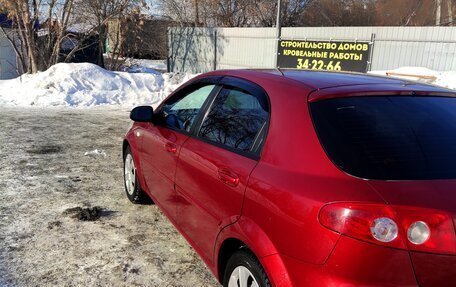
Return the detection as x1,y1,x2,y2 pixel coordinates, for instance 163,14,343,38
123,69,456,287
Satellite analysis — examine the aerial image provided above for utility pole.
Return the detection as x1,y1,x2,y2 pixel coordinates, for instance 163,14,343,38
448,0,454,25
436,0,442,25
276,0,282,39
275,0,282,68
194,0,200,26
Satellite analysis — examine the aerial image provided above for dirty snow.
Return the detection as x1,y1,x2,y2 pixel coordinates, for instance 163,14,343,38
370,67,456,90
122,59,168,73
0,63,196,108
0,108,219,286
84,149,107,158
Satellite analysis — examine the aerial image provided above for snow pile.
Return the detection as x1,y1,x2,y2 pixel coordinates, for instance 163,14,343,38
370,67,456,90
0,63,196,108
1,63,453,109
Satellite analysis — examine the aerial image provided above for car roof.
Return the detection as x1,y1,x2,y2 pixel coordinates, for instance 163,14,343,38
281,69,407,89
203,69,455,102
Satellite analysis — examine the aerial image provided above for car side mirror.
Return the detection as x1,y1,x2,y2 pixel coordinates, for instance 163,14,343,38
130,106,154,122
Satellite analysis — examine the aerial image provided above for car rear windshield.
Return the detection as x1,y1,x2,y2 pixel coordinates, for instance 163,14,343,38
310,96,456,180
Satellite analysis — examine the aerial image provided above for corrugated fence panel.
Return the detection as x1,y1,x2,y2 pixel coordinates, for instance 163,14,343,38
368,27,456,70
169,27,216,73
169,26,456,73
216,28,276,69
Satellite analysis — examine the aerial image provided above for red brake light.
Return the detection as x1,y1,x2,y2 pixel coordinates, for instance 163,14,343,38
395,207,456,254
319,203,456,255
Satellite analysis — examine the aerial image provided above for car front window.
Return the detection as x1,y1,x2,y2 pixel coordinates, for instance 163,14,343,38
161,84,215,132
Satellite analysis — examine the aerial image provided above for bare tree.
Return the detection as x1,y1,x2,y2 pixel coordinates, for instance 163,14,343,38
159,0,316,27
159,0,195,26
73,0,147,67
252,0,277,26
159,0,455,27
0,0,75,73
0,0,146,74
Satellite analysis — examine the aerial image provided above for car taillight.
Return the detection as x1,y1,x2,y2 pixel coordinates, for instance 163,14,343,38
319,203,456,255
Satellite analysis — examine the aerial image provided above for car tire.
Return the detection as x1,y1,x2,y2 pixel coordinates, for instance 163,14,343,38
223,249,271,287
123,146,151,204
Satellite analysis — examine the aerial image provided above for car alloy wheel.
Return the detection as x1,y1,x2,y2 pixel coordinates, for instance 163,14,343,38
124,153,136,196
228,266,260,287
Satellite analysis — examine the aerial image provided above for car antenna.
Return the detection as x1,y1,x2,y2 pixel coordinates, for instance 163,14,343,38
275,67,284,76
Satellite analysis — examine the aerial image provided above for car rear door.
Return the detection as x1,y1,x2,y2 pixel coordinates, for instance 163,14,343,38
140,78,220,220
175,77,270,262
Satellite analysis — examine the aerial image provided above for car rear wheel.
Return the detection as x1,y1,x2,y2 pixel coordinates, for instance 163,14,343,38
223,250,271,287
123,146,151,204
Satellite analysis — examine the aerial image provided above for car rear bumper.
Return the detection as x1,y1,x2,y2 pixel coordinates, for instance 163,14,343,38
411,252,456,287
281,235,418,286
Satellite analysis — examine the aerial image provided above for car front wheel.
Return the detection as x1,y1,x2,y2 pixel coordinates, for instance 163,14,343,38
123,146,151,204
223,250,271,287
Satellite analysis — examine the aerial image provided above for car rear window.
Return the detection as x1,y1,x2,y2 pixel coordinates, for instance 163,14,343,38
310,96,456,180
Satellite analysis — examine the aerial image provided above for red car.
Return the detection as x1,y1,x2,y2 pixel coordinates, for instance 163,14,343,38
123,69,456,287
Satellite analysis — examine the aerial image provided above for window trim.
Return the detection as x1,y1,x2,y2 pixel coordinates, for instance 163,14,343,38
154,75,271,161
190,76,271,161
154,76,223,136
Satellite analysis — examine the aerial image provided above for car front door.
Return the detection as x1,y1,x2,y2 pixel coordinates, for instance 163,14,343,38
140,79,220,220
175,77,270,263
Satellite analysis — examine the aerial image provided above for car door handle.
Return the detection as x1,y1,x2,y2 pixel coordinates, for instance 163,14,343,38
218,168,239,187
165,142,177,153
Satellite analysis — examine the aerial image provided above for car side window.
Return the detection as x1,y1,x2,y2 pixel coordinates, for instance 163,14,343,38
198,86,269,153
159,85,216,133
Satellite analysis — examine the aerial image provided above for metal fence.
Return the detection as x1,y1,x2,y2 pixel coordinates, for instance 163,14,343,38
168,26,456,73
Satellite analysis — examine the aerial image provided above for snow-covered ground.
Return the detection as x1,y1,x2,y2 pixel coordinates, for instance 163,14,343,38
0,108,219,286
0,63,195,108
369,67,456,90
0,63,454,109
